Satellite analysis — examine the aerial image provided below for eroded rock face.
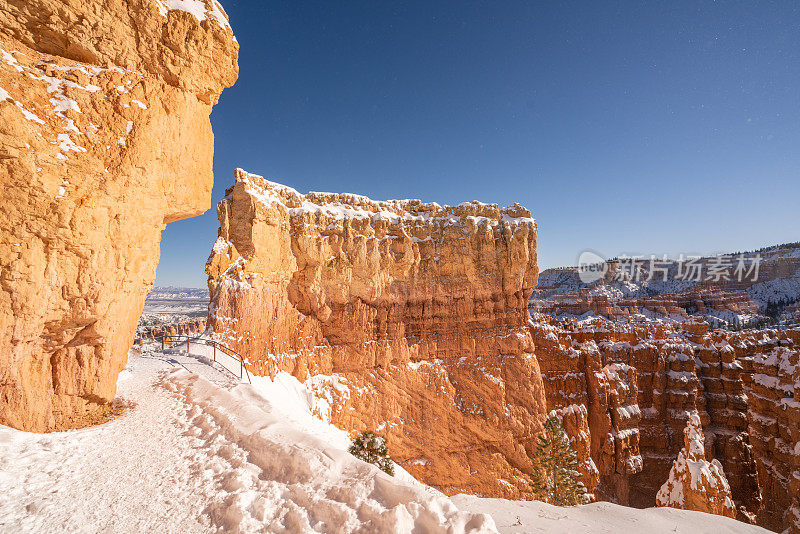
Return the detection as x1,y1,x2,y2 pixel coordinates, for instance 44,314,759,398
533,314,800,532
0,0,238,431
532,319,643,503
656,413,736,518
207,169,546,497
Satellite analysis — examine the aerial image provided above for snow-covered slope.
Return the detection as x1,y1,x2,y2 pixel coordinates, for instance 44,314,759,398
0,344,772,532
160,370,495,531
0,345,495,533
451,495,769,534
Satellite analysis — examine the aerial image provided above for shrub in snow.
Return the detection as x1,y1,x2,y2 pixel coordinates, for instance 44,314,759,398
529,415,588,506
349,431,395,476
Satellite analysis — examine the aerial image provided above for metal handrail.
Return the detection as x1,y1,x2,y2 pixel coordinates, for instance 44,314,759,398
159,334,252,384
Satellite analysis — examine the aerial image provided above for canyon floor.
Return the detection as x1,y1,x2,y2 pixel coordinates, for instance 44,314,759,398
0,340,771,533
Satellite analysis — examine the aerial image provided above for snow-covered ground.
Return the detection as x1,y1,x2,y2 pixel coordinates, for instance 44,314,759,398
0,344,771,533
452,495,769,534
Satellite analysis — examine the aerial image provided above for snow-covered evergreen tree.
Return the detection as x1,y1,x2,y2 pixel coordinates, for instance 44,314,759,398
529,415,588,506
348,431,395,476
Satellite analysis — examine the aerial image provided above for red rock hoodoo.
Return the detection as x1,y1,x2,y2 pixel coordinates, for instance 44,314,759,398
534,314,799,532
655,413,736,518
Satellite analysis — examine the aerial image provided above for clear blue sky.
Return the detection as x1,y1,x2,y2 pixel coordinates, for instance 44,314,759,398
155,0,800,288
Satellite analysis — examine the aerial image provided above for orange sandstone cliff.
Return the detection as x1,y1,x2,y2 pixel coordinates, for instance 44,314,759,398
206,169,547,497
0,0,238,431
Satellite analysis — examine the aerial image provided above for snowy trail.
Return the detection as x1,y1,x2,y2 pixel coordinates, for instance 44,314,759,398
0,349,235,533
0,346,495,533
452,496,771,534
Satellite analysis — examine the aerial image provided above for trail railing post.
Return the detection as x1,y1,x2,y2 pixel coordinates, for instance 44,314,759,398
213,344,216,363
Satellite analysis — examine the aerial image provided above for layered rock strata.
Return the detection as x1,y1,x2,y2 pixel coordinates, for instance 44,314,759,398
207,169,546,497
0,0,238,431
531,318,643,503
739,329,800,532
656,413,736,518
533,245,800,323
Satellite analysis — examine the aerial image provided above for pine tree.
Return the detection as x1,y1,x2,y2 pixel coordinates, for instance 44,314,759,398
529,415,588,506
348,431,395,476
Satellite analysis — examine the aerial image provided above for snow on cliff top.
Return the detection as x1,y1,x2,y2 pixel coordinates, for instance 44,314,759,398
155,0,232,30
230,168,536,229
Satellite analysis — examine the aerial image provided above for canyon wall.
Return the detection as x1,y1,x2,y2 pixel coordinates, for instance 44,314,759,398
0,0,238,431
739,329,800,531
533,314,799,531
207,169,547,497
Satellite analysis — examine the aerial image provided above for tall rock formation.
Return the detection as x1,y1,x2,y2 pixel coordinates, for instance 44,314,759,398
655,413,737,518
207,169,546,497
531,319,644,502
0,0,238,431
